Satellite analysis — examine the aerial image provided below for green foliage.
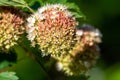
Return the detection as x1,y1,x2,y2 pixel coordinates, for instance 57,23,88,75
0,72,19,80
0,0,85,19
0,61,13,70
41,0,67,4
105,63,120,80
0,0,27,7
65,2,85,19
67,75,89,80
0,0,34,13
24,0,36,5
10,56,49,80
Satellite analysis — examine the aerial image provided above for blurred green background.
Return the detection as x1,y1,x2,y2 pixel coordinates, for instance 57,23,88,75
71,0,120,80
0,0,120,80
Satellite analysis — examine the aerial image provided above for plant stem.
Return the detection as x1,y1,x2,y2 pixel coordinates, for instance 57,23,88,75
12,0,35,13
26,6,35,13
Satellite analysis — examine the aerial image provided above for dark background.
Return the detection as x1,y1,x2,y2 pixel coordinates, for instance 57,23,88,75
75,0,120,66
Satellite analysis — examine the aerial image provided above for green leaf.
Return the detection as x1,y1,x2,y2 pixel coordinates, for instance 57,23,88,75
10,57,49,80
0,61,13,70
65,2,86,19
71,11,85,19
0,0,35,13
0,0,27,7
39,0,67,5
0,71,19,80
46,0,67,4
24,0,37,6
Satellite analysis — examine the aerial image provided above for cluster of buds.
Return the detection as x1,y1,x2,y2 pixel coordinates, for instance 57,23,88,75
26,4,78,57
0,7,26,52
26,4,102,75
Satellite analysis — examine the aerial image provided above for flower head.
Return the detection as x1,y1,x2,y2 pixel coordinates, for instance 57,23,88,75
56,24,102,75
76,24,102,47
26,4,78,57
0,7,26,52
56,45,100,75
26,4,102,76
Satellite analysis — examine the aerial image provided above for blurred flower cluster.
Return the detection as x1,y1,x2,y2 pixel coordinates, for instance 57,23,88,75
56,24,102,75
26,4,102,75
0,7,26,52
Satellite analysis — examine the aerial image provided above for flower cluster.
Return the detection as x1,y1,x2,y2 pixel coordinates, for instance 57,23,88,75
0,2,102,76
56,47,100,75
26,4,102,75
26,4,78,57
0,7,26,52
56,24,102,75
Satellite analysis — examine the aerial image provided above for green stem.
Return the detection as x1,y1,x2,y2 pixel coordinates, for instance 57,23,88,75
26,6,35,13
12,0,35,13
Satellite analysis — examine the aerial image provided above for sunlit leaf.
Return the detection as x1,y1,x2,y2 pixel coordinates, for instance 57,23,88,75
0,71,19,80
0,0,27,7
